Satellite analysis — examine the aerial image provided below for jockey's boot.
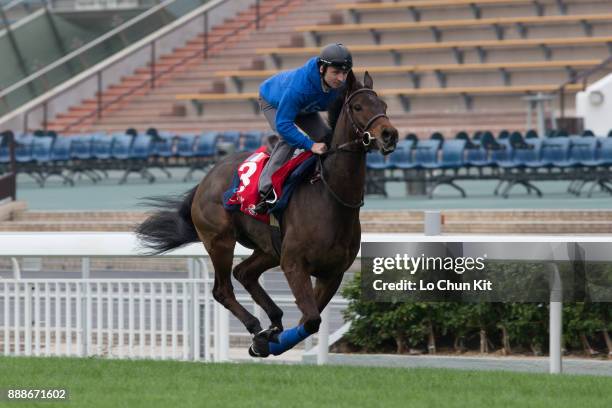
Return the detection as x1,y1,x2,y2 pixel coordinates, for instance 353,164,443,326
253,189,277,214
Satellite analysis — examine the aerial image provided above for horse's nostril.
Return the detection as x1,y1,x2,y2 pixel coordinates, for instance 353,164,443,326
382,128,398,143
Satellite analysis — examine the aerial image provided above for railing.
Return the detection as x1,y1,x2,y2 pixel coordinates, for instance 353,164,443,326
0,0,209,116
0,233,346,363
1,279,211,360
558,54,612,119
1,231,609,372
0,0,293,134
1,0,45,14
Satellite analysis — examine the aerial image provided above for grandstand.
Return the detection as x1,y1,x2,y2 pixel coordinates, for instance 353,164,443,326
17,0,606,136
0,0,611,199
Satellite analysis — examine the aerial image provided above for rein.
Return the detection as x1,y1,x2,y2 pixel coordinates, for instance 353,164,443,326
319,87,388,208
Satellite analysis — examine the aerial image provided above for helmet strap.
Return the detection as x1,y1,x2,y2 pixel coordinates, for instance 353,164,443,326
320,65,333,90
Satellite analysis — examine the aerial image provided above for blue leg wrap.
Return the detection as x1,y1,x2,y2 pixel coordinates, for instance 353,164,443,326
268,324,311,356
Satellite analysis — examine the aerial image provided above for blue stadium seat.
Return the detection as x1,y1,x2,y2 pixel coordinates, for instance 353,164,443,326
69,133,105,183
111,134,134,161
388,139,415,169
413,139,441,169
70,134,95,160
41,137,75,187
129,135,153,160
118,134,155,184
92,133,114,160
423,139,467,198
525,138,570,168
176,134,197,158
437,139,466,170
148,132,175,179
496,138,543,198
242,131,264,152
581,138,612,167
366,150,390,170
15,134,34,163
218,131,240,148
50,137,72,162
32,136,54,164
466,142,492,168
564,136,599,196
578,138,612,197
365,150,389,196
183,132,220,182
150,132,175,158
194,132,219,158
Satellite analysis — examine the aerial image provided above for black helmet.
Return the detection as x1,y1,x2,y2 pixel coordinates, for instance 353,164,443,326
317,43,353,71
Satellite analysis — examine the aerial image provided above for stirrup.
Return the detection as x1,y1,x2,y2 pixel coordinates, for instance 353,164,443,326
264,189,278,205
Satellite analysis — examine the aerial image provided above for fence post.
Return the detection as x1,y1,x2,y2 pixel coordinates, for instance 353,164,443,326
81,257,90,357
549,264,563,374
424,211,442,235
219,305,230,361
24,283,32,356
317,306,330,365
193,281,200,362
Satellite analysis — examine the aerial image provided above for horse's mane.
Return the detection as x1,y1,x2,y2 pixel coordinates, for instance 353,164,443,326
327,79,362,134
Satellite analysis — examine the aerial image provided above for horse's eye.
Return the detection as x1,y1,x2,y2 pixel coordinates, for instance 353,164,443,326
353,104,362,111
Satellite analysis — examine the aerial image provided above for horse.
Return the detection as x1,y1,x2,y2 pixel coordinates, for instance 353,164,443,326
136,71,398,357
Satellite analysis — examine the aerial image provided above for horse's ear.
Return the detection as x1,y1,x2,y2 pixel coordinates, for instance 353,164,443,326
345,70,357,92
364,71,373,89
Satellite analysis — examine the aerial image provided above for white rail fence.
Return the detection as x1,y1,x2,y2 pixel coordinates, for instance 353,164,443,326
1,232,609,372
1,279,207,361
0,232,350,363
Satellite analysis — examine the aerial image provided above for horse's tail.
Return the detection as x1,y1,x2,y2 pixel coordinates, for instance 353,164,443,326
136,186,200,255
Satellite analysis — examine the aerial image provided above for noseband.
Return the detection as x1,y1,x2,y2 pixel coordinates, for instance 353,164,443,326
319,87,389,209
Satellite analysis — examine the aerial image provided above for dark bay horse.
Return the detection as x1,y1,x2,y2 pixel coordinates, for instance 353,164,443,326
136,71,398,357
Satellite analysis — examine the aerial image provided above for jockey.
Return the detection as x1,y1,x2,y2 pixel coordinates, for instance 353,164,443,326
253,43,353,214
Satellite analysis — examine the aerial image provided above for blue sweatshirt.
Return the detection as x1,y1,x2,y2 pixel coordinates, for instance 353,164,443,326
259,57,342,151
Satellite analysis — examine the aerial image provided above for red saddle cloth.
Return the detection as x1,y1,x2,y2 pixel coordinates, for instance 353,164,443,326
224,146,313,223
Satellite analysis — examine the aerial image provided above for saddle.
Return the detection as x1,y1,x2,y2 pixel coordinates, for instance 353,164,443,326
223,146,319,225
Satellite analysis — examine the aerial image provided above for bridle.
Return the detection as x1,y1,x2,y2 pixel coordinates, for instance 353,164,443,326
326,88,388,155
319,87,389,208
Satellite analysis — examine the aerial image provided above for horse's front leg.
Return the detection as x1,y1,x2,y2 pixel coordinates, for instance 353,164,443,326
313,273,344,313
250,257,320,357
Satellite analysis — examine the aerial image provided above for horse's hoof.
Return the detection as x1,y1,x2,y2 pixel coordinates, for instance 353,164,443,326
248,344,261,357
249,333,270,358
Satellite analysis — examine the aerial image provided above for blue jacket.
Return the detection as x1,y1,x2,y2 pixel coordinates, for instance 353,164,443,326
259,57,342,150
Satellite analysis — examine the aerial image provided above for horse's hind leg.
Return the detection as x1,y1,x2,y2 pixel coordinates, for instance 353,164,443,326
233,250,284,331
204,235,263,335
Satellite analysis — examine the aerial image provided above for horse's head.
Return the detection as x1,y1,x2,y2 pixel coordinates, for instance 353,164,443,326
341,71,398,155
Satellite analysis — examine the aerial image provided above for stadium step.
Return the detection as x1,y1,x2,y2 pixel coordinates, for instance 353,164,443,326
45,0,341,133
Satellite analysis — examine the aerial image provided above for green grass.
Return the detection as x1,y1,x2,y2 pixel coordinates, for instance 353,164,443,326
0,356,610,407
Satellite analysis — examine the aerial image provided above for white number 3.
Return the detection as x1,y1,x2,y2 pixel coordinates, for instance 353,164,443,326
237,162,257,193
